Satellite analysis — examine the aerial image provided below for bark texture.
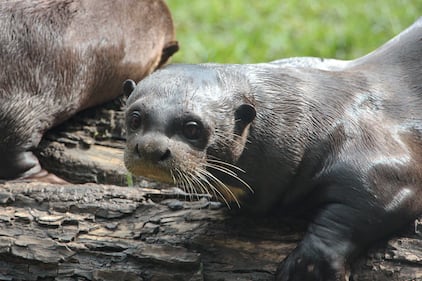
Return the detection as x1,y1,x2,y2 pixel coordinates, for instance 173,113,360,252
0,99,421,281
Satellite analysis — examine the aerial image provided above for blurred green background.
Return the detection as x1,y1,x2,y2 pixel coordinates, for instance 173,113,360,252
166,1,421,63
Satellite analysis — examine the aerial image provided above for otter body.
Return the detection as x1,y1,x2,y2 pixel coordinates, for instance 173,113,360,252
0,0,178,182
124,19,422,280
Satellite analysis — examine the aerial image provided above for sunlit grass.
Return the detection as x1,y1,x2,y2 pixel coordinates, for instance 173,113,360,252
167,1,421,63
126,173,134,187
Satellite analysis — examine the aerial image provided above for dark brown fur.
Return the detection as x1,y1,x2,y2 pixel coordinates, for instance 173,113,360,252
0,0,178,181
124,18,422,281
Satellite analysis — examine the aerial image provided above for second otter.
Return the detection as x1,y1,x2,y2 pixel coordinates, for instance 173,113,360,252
0,0,178,182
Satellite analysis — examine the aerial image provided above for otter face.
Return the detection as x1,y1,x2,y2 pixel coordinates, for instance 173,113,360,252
124,95,211,185
123,65,256,205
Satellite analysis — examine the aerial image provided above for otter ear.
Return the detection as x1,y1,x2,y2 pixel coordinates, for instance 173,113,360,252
234,103,256,147
235,104,256,124
234,104,256,136
123,79,136,97
157,41,179,68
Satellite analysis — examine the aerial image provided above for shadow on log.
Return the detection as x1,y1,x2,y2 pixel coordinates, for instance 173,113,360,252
0,99,421,281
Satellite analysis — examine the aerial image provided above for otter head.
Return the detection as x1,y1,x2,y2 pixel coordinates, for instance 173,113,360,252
123,64,256,205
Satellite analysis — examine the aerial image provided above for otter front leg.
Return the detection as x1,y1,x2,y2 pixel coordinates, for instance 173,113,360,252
275,204,358,281
0,150,67,184
0,150,42,180
274,190,406,281
0,104,67,183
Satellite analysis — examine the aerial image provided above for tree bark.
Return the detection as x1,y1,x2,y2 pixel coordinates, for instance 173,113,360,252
1,100,421,281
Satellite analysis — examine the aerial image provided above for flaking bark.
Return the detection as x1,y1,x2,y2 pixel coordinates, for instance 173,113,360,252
0,99,420,281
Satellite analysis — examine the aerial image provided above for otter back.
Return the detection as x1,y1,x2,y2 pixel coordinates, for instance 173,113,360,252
0,0,178,181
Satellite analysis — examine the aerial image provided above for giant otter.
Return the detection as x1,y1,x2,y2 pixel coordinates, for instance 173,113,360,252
0,0,178,182
124,18,422,280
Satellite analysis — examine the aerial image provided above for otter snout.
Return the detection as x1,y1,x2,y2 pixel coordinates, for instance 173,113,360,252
134,134,172,163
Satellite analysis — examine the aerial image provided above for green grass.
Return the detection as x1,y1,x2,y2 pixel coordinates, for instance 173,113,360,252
167,1,421,63
126,173,134,187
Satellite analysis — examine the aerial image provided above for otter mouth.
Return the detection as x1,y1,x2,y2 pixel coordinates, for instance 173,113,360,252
126,162,174,184
126,155,253,207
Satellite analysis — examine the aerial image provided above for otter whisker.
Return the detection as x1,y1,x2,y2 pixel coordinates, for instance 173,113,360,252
174,169,188,194
175,166,232,204
196,168,232,208
204,162,238,177
204,162,254,194
170,169,189,200
188,171,211,197
170,169,177,185
177,170,190,195
194,170,218,199
207,158,246,173
202,168,241,208
200,170,228,201
173,170,188,200
180,170,197,201
182,171,202,201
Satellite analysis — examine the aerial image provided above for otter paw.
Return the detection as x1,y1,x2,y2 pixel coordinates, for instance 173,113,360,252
15,169,69,184
275,246,346,281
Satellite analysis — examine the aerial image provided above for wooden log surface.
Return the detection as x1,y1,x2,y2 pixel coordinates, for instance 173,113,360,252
1,99,421,281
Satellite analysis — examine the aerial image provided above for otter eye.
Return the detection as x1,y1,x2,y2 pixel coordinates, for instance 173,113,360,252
183,121,202,140
129,111,142,130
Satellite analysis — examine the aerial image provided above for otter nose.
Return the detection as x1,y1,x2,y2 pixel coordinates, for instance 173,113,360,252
135,138,171,163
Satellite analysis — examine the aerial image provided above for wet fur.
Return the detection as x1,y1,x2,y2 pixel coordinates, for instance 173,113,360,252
125,18,422,280
0,0,178,179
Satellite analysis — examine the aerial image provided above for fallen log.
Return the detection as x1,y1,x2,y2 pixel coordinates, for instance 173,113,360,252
0,99,420,281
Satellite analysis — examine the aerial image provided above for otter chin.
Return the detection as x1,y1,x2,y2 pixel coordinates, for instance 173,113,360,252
124,19,422,281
